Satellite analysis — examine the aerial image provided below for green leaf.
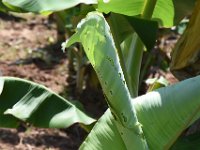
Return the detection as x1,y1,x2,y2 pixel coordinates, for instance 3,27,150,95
80,75,200,149
80,110,126,150
0,0,21,12
0,0,7,12
107,14,158,97
0,0,25,12
107,13,134,44
65,11,148,149
97,0,195,27
120,34,136,61
126,16,158,50
0,77,95,128
134,75,200,149
3,0,195,27
107,13,158,51
151,0,174,27
3,0,97,13
97,0,143,17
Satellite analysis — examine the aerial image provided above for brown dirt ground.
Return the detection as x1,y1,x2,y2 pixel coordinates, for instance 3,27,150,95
0,12,68,93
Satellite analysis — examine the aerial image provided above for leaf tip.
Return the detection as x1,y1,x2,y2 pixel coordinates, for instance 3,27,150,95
3,109,11,115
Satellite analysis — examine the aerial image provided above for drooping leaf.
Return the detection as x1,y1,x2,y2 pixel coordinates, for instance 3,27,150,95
0,77,95,128
3,0,97,13
65,11,148,149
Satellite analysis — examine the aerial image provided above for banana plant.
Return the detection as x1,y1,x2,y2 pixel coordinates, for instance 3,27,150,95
1,0,195,93
1,0,200,149
0,77,95,129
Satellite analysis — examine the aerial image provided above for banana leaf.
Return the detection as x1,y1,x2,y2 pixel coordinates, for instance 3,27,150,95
0,0,22,12
3,0,195,27
0,77,95,128
98,0,195,27
81,75,200,149
3,0,97,13
108,13,158,51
